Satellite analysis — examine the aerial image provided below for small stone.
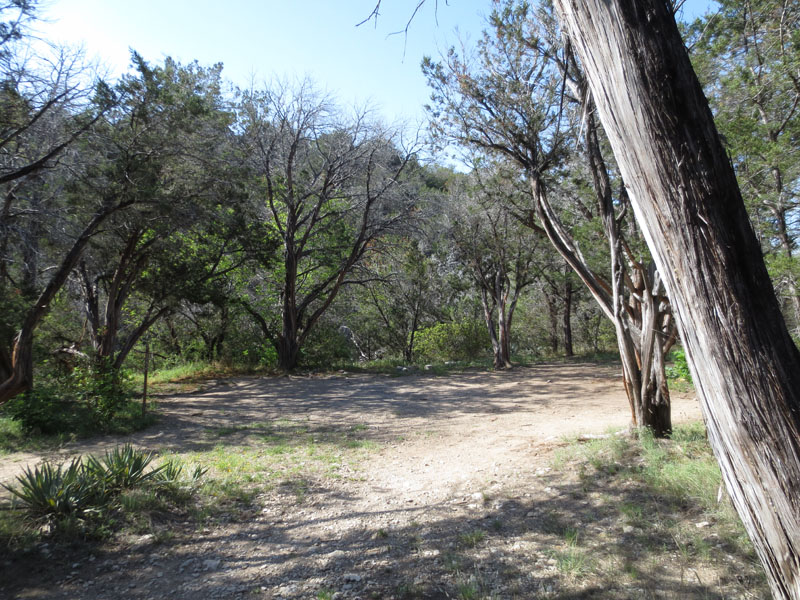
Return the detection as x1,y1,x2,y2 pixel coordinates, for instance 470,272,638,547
695,521,711,528
203,559,221,571
343,573,362,582
623,525,635,534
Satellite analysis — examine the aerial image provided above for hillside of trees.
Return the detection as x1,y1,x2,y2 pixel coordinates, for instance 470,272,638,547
1,0,797,417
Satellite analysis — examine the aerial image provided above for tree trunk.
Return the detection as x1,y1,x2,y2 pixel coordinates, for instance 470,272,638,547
553,1,800,596
496,297,513,369
545,293,559,354
479,288,503,369
276,334,300,372
0,202,131,404
562,276,573,357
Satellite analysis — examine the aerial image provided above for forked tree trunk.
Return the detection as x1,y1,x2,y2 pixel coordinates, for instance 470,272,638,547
530,171,674,435
553,1,800,596
0,203,131,404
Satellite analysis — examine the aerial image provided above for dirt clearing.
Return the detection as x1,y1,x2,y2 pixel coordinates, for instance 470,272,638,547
1,363,767,599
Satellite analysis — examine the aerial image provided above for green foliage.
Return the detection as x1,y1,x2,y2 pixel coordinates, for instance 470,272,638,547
415,320,490,363
3,445,207,538
83,444,163,491
2,459,104,519
560,422,737,527
69,362,132,424
299,320,357,368
2,363,152,440
0,413,27,452
666,347,692,383
458,529,486,548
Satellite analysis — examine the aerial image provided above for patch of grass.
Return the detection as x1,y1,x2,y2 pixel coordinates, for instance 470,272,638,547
0,507,37,549
549,527,593,579
343,438,377,450
458,529,486,548
619,501,644,525
552,546,593,578
553,421,757,577
443,551,463,573
0,415,30,453
138,361,263,386
395,582,424,599
456,578,480,600
118,487,164,513
563,526,580,545
407,532,423,551
454,573,497,600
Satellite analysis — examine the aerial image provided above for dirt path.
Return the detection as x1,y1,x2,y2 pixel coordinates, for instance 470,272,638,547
0,363,700,490
2,363,722,600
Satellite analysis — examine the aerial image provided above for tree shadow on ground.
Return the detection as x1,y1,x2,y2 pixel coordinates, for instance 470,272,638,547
1,448,767,600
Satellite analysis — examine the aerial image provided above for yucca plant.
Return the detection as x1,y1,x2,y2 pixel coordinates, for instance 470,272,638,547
151,459,207,488
3,459,103,518
84,444,164,491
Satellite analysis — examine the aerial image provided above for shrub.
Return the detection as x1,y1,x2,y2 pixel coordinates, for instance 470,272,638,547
3,459,105,519
2,445,203,524
69,361,133,424
83,444,164,491
414,320,490,363
666,347,692,383
300,321,357,368
3,362,141,437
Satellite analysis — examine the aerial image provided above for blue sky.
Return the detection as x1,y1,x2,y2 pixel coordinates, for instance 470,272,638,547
34,1,716,126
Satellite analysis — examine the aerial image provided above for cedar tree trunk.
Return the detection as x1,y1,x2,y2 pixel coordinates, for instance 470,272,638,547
553,0,800,596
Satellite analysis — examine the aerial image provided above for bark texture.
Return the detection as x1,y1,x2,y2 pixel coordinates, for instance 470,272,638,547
553,0,800,596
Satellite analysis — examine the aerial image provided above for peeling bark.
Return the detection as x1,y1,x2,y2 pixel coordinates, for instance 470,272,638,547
553,0,800,596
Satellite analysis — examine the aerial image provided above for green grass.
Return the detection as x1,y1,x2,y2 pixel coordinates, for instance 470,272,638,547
453,573,497,600
180,418,380,518
458,529,486,548
554,422,752,561
549,527,593,579
0,414,32,454
133,360,264,386
552,546,593,578
0,397,157,454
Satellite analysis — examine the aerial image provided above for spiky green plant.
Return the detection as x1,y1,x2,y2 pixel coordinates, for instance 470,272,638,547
3,459,103,518
84,444,164,491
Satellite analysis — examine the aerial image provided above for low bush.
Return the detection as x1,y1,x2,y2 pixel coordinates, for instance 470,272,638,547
414,320,490,363
4,459,105,519
666,347,692,383
84,444,163,491
2,444,205,537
